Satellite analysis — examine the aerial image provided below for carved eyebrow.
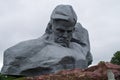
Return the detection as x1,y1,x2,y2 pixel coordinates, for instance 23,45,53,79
56,28,65,32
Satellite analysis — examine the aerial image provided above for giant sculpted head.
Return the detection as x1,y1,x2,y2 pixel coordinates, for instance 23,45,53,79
46,5,77,47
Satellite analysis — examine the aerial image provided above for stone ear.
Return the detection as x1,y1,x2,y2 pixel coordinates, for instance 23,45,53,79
72,27,75,32
45,21,53,34
73,27,75,31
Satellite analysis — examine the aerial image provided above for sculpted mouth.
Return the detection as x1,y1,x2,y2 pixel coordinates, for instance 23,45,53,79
57,38,68,43
56,38,69,47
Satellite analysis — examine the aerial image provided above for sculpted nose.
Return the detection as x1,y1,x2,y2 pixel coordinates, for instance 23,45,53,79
63,31,68,38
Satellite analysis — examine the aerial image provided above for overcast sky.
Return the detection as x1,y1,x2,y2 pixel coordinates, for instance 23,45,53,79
0,0,120,70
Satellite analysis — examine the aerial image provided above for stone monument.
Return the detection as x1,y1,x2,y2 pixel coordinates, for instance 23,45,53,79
1,4,93,76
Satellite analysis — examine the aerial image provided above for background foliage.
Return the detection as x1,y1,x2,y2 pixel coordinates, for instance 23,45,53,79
0,73,25,80
110,51,120,65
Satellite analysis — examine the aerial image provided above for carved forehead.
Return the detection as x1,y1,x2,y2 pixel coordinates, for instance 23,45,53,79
52,19,75,29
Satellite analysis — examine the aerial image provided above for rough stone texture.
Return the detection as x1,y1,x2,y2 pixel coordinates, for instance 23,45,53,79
26,62,120,80
72,23,92,65
1,4,92,76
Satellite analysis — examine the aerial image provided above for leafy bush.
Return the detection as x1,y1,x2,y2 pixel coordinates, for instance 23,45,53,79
110,51,120,65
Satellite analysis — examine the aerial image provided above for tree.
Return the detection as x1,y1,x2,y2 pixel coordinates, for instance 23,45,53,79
110,51,120,65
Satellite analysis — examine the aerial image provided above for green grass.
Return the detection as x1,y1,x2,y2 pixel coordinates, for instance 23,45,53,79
0,73,25,80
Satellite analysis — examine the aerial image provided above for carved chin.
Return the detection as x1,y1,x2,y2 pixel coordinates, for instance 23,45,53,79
58,42,69,47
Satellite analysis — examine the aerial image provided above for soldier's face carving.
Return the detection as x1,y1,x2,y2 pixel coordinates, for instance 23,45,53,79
52,19,75,47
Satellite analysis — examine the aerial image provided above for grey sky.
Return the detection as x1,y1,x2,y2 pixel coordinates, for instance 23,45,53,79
0,0,120,70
